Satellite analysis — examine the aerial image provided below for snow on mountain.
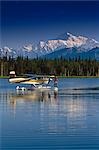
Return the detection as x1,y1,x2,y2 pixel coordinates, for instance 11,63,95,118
46,40,66,50
23,44,33,52
66,32,88,48
38,40,66,51
37,33,99,53
79,38,99,51
1,46,13,54
0,46,17,57
1,32,99,59
36,40,66,56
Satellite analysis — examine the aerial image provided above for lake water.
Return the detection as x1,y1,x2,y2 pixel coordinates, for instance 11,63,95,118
0,78,99,150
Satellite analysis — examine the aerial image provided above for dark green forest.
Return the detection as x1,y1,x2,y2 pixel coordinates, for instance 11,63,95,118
0,56,99,77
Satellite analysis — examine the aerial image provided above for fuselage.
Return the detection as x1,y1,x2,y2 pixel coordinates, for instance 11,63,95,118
9,77,50,85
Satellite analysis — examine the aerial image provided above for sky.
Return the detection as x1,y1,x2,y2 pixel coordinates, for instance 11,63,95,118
1,0,99,48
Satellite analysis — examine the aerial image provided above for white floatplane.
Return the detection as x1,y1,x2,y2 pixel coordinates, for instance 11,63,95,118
9,71,56,90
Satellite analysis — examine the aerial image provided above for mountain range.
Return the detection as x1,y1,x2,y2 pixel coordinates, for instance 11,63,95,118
0,33,99,60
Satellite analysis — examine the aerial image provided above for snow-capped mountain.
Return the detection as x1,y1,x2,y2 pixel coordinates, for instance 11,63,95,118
36,32,99,57
0,32,99,59
23,44,33,52
79,38,99,51
0,46,17,58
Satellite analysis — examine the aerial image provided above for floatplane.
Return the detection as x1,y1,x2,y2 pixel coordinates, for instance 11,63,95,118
9,71,58,91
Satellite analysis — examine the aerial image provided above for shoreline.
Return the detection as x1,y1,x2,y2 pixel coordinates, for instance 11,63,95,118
58,76,99,78
0,76,9,79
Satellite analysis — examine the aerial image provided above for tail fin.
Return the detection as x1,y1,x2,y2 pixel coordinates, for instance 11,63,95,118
9,71,16,78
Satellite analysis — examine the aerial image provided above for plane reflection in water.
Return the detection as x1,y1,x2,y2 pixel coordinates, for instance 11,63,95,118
1,88,99,135
9,90,87,132
9,89,58,110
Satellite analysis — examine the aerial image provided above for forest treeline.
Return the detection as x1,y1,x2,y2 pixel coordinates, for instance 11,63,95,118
0,56,99,76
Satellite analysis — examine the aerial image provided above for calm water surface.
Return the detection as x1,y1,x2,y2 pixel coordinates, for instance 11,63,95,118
0,78,99,150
